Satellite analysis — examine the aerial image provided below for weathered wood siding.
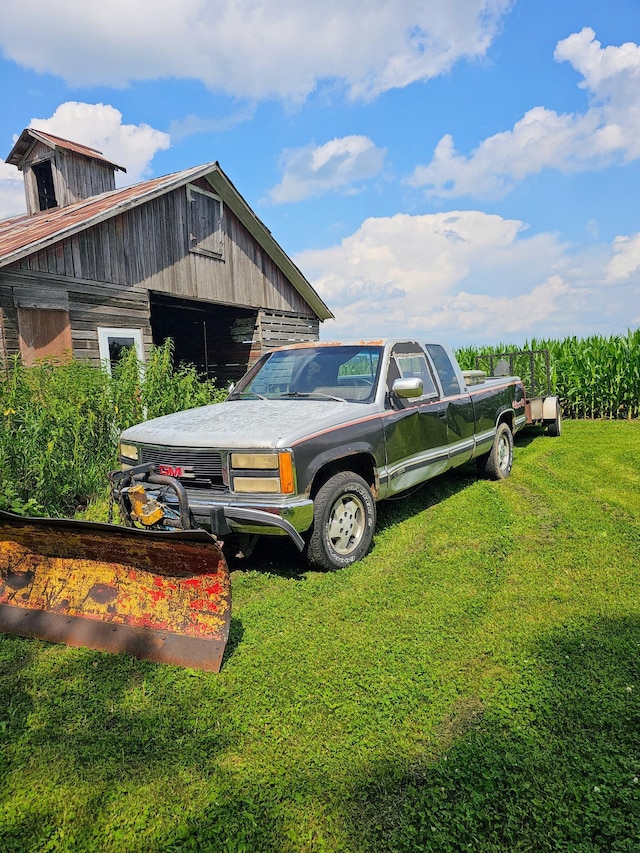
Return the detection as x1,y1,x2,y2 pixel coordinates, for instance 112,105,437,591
21,141,117,215
0,268,152,365
14,181,316,318
259,311,320,349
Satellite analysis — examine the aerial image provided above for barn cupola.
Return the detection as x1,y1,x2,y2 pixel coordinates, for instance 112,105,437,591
6,128,126,216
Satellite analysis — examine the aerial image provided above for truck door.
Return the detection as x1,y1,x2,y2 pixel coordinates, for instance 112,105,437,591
425,343,475,467
383,344,449,495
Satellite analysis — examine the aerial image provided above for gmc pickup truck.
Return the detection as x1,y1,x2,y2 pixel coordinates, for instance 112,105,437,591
113,340,560,570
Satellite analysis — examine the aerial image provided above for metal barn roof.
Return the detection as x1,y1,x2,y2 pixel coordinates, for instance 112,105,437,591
0,161,333,321
7,128,126,173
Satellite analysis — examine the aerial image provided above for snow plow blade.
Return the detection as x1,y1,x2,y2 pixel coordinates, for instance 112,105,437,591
0,509,231,672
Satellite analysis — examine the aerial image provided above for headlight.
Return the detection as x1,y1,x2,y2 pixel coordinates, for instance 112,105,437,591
119,442,139,463
231,451,295,494
231,453,279,469
233,476,281,493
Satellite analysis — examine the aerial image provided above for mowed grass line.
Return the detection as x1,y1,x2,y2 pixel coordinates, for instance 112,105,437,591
0,421,639,852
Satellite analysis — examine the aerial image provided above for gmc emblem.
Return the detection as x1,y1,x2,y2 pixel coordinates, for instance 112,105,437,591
158,464,186,479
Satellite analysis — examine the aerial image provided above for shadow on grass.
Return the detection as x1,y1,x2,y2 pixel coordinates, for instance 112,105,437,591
1,613,638,852
0,637,240,853
126,615,638,852
345,615,640,853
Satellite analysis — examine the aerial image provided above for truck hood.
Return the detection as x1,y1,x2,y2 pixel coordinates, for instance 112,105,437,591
121,398,375,449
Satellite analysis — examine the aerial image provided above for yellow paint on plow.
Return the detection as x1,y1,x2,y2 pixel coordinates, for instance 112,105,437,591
0,523,230,639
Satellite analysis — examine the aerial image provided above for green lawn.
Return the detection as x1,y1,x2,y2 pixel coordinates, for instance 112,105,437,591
1,420,639,852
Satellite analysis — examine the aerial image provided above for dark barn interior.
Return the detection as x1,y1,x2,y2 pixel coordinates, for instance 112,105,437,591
150,292,259,386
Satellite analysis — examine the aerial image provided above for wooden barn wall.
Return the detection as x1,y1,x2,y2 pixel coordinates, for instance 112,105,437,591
21,143,116,212
55,152,116,206
259,310,319,350
15,183,318,319
0,267,152,366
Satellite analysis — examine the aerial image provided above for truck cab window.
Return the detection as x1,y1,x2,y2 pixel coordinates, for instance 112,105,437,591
395,353,438,397
426,344,462,396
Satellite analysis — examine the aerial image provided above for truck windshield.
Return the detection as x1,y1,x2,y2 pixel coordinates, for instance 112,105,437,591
231,346,382,403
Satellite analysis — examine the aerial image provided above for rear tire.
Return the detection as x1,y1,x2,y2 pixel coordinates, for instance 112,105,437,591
306,472,376,570
547,403,562,437
477,422,513,480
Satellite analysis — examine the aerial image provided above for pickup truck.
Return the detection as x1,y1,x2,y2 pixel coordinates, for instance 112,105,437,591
113,340,559,570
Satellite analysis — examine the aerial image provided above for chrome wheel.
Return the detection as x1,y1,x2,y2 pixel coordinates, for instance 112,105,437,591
327,493,366,555
497,432,510,473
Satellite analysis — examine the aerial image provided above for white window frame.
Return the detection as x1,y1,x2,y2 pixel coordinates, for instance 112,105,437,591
97,327,144,375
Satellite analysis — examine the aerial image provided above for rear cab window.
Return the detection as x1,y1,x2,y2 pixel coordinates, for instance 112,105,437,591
425,344,462,396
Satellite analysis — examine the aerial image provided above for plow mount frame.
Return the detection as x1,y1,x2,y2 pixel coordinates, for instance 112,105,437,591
109,463,194,530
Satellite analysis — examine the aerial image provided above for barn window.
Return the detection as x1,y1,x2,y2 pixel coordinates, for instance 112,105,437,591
32,160,57,211
187,185,224,259
17,308,72,365
98,327,144,375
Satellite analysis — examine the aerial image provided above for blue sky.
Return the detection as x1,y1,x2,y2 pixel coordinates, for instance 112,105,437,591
1,0,639,346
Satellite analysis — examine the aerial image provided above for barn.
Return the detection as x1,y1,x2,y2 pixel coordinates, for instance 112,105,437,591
0,128,332,384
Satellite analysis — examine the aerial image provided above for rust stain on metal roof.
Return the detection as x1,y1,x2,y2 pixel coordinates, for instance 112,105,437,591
0,165,212,267
6,128,126,172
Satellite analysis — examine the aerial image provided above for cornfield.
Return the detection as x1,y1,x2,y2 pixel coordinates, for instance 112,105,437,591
455,329,640,420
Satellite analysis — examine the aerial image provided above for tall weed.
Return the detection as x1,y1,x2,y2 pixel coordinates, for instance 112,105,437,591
0,341,226,517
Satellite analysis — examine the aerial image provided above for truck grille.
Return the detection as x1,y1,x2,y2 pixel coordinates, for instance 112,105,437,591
140,445,225,490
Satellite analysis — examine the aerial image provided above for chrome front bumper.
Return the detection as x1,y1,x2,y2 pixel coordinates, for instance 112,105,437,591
154,489,313,551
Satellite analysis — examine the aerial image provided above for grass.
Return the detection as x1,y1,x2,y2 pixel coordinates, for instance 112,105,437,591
1,420,639,852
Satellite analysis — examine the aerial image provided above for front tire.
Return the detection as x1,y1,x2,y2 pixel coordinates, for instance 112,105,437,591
306,472,376,570
477,422,514,480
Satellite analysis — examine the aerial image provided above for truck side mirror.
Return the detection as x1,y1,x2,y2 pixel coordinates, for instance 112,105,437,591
392,377,424,399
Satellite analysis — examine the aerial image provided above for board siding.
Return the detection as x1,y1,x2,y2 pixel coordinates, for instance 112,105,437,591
14,185,315,316
4,176,322,369
0,268,152,365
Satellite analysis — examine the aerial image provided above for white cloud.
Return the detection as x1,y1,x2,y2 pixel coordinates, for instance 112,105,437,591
267,136,386,203
30,102,171,185
297,212,638,344
0,102,170,219
0,0,512,102
0,160,25,219
410,27,640,198
607,233,640,282
169,106,255,143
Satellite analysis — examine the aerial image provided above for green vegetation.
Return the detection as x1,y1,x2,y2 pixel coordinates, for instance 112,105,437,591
1,420,639,852
1,329,637,519
456,328,640,420
0,341,226,516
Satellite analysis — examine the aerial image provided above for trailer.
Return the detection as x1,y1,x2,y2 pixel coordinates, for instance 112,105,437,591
468,349,562,436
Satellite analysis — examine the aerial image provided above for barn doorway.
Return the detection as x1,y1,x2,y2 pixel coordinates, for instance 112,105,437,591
149,292,259,386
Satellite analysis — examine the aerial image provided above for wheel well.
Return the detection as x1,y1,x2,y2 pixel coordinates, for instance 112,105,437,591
498,411,515,432
310,453,376,498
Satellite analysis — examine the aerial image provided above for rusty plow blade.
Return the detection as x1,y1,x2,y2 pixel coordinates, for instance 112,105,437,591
0,510,231,672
